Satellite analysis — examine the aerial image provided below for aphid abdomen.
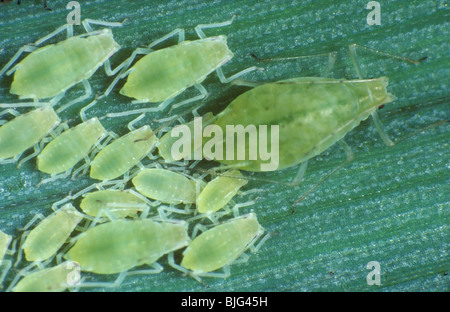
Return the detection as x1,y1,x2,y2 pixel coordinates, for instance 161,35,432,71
80,190,148,218
213,77,394,171
132,168,197,204
120,36,232,102
11,30,120,99
0,107,60,159
181,213,262,273
90,126,157,180
65,219,189,274
37,118,106,174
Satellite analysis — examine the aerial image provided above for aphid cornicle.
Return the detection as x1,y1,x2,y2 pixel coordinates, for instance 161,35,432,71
178,213,265,278
103,16,259,118
64,219,190,275
0,106,60,164
0,19,123,108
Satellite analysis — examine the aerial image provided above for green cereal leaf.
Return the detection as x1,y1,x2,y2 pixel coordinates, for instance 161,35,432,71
0,0,448,291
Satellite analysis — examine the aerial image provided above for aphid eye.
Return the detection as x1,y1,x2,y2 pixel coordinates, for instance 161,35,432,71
378,104,385,109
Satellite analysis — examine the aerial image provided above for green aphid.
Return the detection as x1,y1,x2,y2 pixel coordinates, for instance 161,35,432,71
132,168,198,205
0,19,123,107
22,204,83,262
197,169,248,214
79,189,149,219
180,213,265,278
64,219,189,274
37,118,107,175
0,106,60,163
211,76,394,172
11,261,79,292
89,125,158,181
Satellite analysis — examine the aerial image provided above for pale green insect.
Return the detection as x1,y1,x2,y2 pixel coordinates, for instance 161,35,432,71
11,261,79,292
37,118,107,176
132,168,199,205
64,219,189,274
0,106,60,164
89,125,158,181
209,76,394,172
103,16,258,118
197,169,248,214
79,189,150,219
21,204,83,262
0,19,123,109
177,213,265,279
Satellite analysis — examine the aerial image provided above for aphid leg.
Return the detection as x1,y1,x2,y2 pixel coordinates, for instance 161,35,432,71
49,90,66,107
191,222,211,239
81,18,127,34
37,169,72,187
194,15,236,39
71,155,92,180
250,50,337,77
106,98,175,118
127,113,146,131
168,252,190,274
76,271,128,289
230,200,256,218
0,108,20,118
125,262,164,277
102,47,153,98
0,259,12,289
169,83,208,113
0,45,37,77
215,65,262,84
16,143,41,169
289,160,309,187
292,140,354,211
56,79,93,114
148,28,186,48
0,108,20,126
90,208,118,228
348,43,427,146
80,97,99,122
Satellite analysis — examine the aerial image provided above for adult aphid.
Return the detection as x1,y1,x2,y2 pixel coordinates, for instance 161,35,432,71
198,45,427,206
